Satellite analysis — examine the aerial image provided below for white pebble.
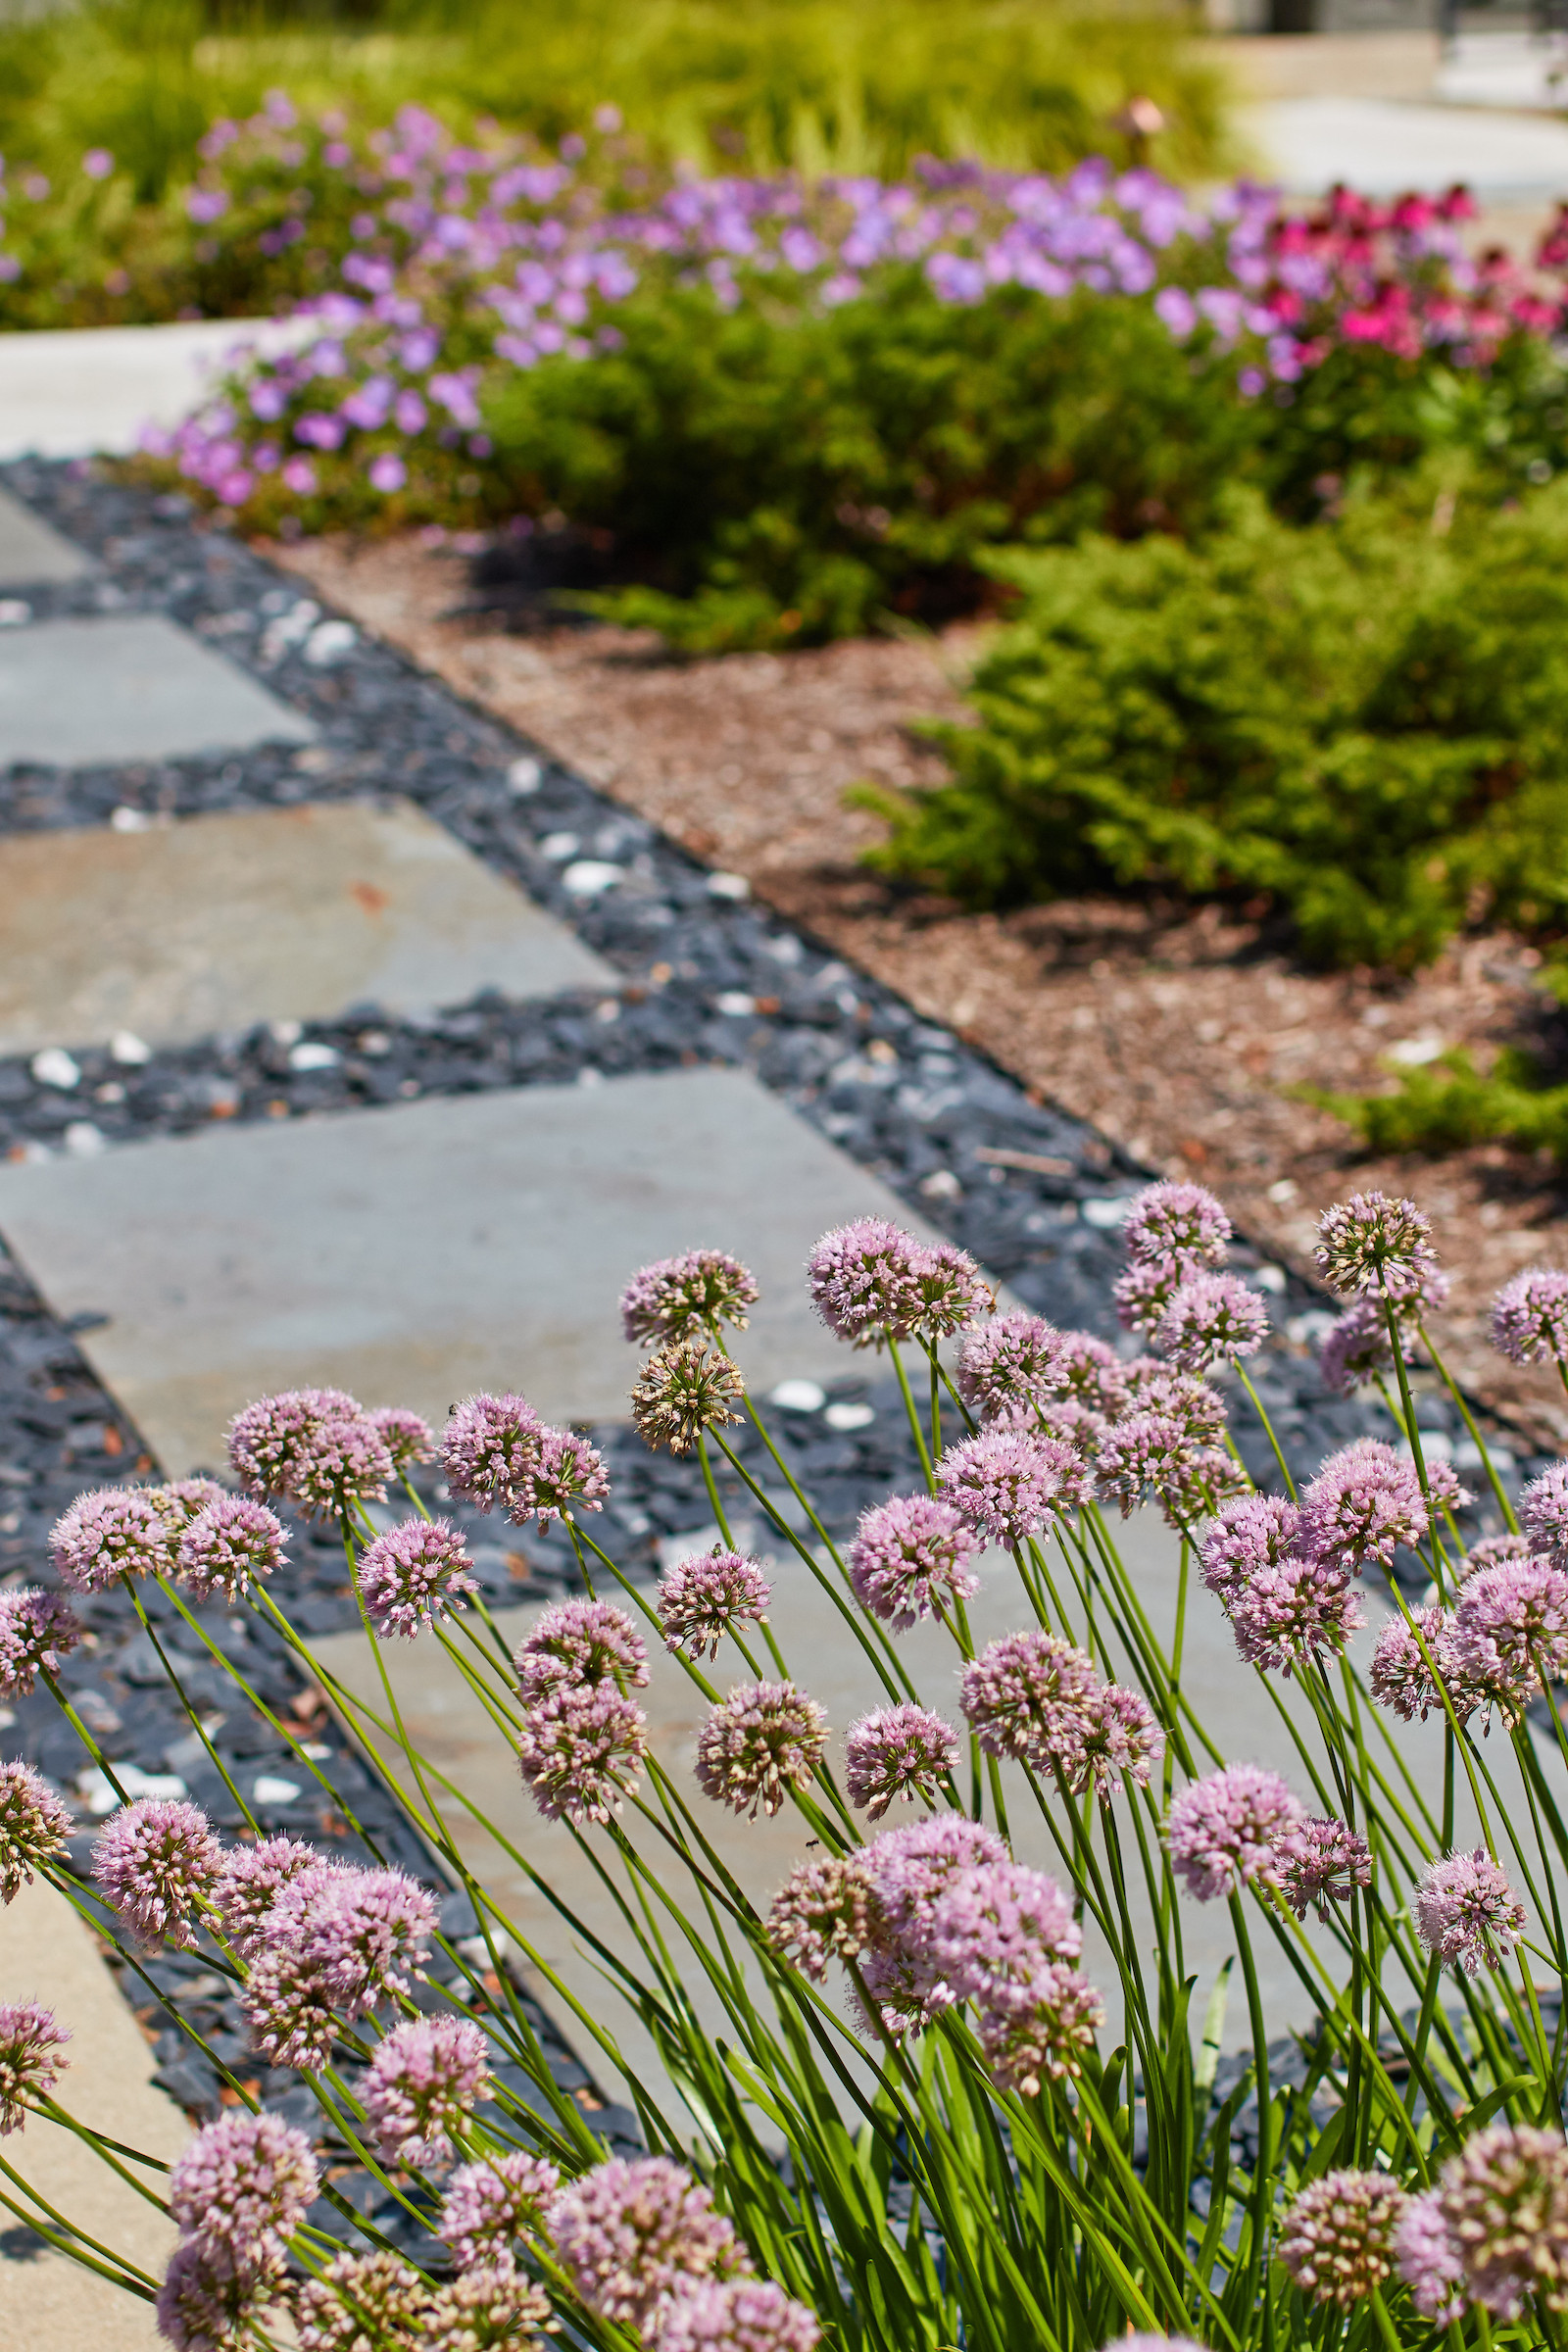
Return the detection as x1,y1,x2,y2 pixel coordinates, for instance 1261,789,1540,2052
824,1400,876,1433
539,831,580,860
288,1041,340,1072
1080,1196,1134,1229
303,617,357,666
708,870,751,901
76,1764,187,1817
919,1169,962,1202
770,1379,826,1413
1250,1263,1287,1295
562,859,621,896
715,992,756,1017
0,599,31,627
110,805,152,832
1388,1036,1446,1066
507,756,542,794
63,1122,106,1158
269,1018,304,1047
30,1047,81,1090
252,1775,302,1806
110,1029,153,1065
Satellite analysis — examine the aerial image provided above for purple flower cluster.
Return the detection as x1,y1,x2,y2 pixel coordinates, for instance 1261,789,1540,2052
959,1630,1162,1798
923,1859,1101,2094
1315,1190,1440,1302
935,1429,1086,1544
547,2155,751,2337
1164,1765,1303,1903
631,1338,747,1454
1096,1410,1243,1528
49,1485,172,1590
515,1598,650,1825
1491,1264,1568,1367
1299,1438,1461,1576
363,2014,491,2167
167,2108,318,2262
357,1516,477,1637
766,1854,880,1979
177,1493,287,1601
227,1386,394,1517
0,1762,73,1903
0,1586,80,1697
657,1548,772,1658
695,1682,827,1817
954,1310,1067,1422
0,2000,70,2132
1431,2123,1568,2321
844,1703,960,1818
93,1797,222,1948
440,2147,561,2271
440,1391,542,1508
237,1858,438,2067
1280,2169,1407,2310
847,1493,980,1630
808,1218,993,1349
1413,1848,1527,1976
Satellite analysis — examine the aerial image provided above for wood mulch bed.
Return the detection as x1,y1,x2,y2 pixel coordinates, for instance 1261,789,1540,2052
275,530,1568,1449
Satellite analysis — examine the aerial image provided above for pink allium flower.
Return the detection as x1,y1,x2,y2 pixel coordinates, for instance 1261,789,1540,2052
1370,1605,1464,1724
847,1493,980,1630
1395,2188,1468,2327
631,1339,746,1454
440,1393,542,1510
1071,1682,1165,1798
1413,1848,1526,1975
844,1703,959,1817
368,1406,436,1470
936,1429,1084,1544
0,2000,70,2132
955,1311,1067,1421
1054,1333,1130,1419
924,1860,1081,1998
177,1494,286,1601
214,1835,321,1960
1279,2168,1407,2309
290,1412,394,1519
517,1683,649,1825
657,1549,771,1658
1228,1556,1365,1677
226,1387,364,1499
302,1867,438,2012
619,1250,760,1347
1459,1532,1533,1583
806,1218,989,1348
441,2147,561,2271
1298,1439,1442,1576
357,1517,477,1637
515,1598,648,1699
659,2278,821,2352
240,1941,338,2072
49,1485,171,1590
1315,1191,1440,1302
1028,1398,1107,1458
156,2239,284,2352
509,1425,610,1523
766,1854,878,1979
863,1814,1010,1950
1101,2341,1205,2352
0,1762,72,1903
92,1797,221,1948
1200,1493,1300,1605
1121,1180,1231,1268
149,1477,225,1534
695,1682,827,1817
1455,1556,1568,1698
1521,1462,1568,1562
1118,1360,1227,1439
1156,1271,1270,1371
1274,1815,1372,1923
168,2108,318,2259
1318,1297,1396,1396
363,2013,490,2167
1437,2122,1568,2319
973,1962,1104,2095
548,2156,749,2334
0,1586,81,1696
1096,1413,1243,1527
1113,1255,1187,1339
1164,1765,1303,1902
1491,1265,1568,1367
295,2251,431,2350
959,1629,1096,1768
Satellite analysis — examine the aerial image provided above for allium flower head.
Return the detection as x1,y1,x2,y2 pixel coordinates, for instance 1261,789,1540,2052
1438,2122,1568,2319
1279,2169,1407,2310
1164,1765,1303,1902
1395,2189,1468,2328
441,2148,561,2272
214,1835,321,1960
936,1428,1084,1544
847,1493,980,1631
368,1405,436,1469
631,1339,745,1454
955,1311,1067,1421
1054,1333,1130,1419
1228,1556,1365,1677
1460,1532,1533,1583
1491,1265,1568,1367
156,2239,284,2352
227,1387,364,1499
548,2156,749,2335
1120,1362,1229,1446
659,2278,821,2352
1456,1556,1568,1698
619,1250,760,1346
302,1866,438,2012
440,1393,542,1511
1200,1494,1300,1605
517,1683,649,1825
924,1859,1081,1998
1521,1462,1568,1562
696,1682,827,1817
1096,1412,1243,1527
169,2108,319,2258
295,2251,433,2352
1274,1816,1372,1923
959,1629,1096,1771
1298,1438,1439,1576
364,2013,490,2168
290,1411,394,1520
0,1586,80,1697
1029,1398,1107,1458
515,1598,648,1698
808,1219,991,1348
426,2268,552,2350
1156,1271,1270,1371
974,1962,1105,2095
1414,1848,1526,1975
657,1548,771,1658
147,1477,225,1533
1070,1682,1165,1798
1319,1297,1396,1397
93,1797,221,1947
178,1494,286,1601
0,1762,72,1903
240,1941,337,2073
766,1854,879,1979
1113,1255,1187,1339
509,1425,609,1523
357,1517,477,1638
1122,1180,1231,1267
50,1485,171,1590
863,1814,1010,1951
1315,1191,1439,1301
845,1703,959,1818
0,2000,69,2132
1370,1605,1465,1724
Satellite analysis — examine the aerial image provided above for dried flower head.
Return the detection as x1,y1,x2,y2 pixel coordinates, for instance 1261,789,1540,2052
548,2156,749,2335
516,1684,649,1826
1228,1557,1366,1677
847,1493,981,1631
357,1517,477,1639
440,1394,542,1511
515,1598,649,1700
1274,1816,1373,1923
289,1412,395,1520
226,1387,364,1499
1491,1266,1568,1368
93,1797,221,1948
631,1339,746,1454
1122,1180,1231,1268
620,1250,760,1347
214,1836,321,1961
1298,1439,1440,1577
1156,1272,1271,1372
0,1586,80,1698
936,1429,1084,1545
302,1867,438,2014
440,2148,561,2272
1054,1334,1131,1420
369,1406,436,1470
169,2108,319,2261
659,2278,821,2352
844,1703,959,1818
766,1855,879,1980
959,1629,1097,1768
1413,1848,1527,1976
1200,1494,1301,1606
0,1762,72,1903
1438,2122,1568,2319
1315,1191,1439,1301
1164,1766,1303,1903
509,1425,610,1523
1395,2189,1468,2328
0,2000,69,2132
974,1962,1105,2096
696,1682,827,1818
156,2239,284,2352
364,2014,490,2168
1455,1557,1568,1699
955,1311,1068,1422
1279,2169,1407,2311
50,1485,171,1590
178,1494,286,1602
657,1549,771,1659
1522,1463,1568,1563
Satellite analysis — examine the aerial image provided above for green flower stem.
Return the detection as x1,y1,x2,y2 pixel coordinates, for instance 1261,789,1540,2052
121,1574,260,1834
1235,1363,1297,1501
34,2096,171,2211
0,2167,158,2298
886,1336,934,1488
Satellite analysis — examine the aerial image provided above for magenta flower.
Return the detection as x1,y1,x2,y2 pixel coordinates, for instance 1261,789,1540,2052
547,2156,749,2335
1520,1462,1568,1561
659,2278,821,2352
1071,1682,1165,1798
214,1835,322,1960
1120,1362,1229,1445
441,2147,561,2271
695,1682,826,1817
168,2109,318,2260
517,1682,649,1825
1156,1271,1270,1371
1097,1412,1242,1527
1491,1265,1568,1367
369,1406,436,1470
847,1493,980,1630
1436,2123,1568,2321
1121,1180,1231,1267
93,1798,221,1948
240,1942,338,2073
1112,1255,1188,1339
1228,1556,1365,1677
150,1477,225,1535
959,1629,1095,1767
1315,1191,1439,1301
440,1392,543,1510
0,1762,73,1903
0,1587,81,1697
657,1549,771,1658
924,1860,1081,1997
1394,2189,1467,2326
1319,1298,1396,1396
1298,1439,1440,1576
294,2251,431,2349
290,1411,395,1519
619,1250,760,1346
1164,1765,1303,1902
955,1312,1067,1422
1460,1532,1533,1582
49,1485,171,1590
766,1854,878,1980
509,1425,610,1523
1413,1848,1526,1975
0,2001,70,2132
1200,1493,1300,1605
973,1962,1105,2096
936,1429,1084,1544
178,1494,286,1601
1054,1333,1131,1419
515,1598,648,1700
844,1703,959,1818
1279,2169,1407,2309
862,1814,1009,1951
357,1517,477,1638
1455,1556,1568,1698
1274,1815,1372,1922
364,2014,490,2167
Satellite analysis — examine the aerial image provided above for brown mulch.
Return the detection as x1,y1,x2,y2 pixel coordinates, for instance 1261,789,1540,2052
273,530,1568,1447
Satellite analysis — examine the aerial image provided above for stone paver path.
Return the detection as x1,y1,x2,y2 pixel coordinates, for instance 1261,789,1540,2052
0,481,92,587
0,612,317,766
0,318,318,464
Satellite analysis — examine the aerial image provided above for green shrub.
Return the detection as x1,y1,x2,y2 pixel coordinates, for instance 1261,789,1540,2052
1308,1040,1568,1162
861,480,1568,970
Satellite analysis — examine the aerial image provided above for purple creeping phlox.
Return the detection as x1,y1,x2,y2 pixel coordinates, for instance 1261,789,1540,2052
176,1494,286,1601
657,1548,772,1658
954,1309,1067,1422
0,1761,73,1902
92,1797,222,1948
440,2147,562,2272
1437,2123,1568,2319
1413,1849,1527,1976
440,1391,543,1509
0,2000,70,2132
547,2156,751,2337
168,2109,318,2262
49,1484,171,1589
847,1492,981,1631
1278,2169,1407,2311
1164,1765,1303,1902
695,1681,827,1817
0,1585,81,1696
363,2014,491,2167
1490,1264,1568,1368
357,1515,478,1636
619,1249,760,1346
844,1703,960,1817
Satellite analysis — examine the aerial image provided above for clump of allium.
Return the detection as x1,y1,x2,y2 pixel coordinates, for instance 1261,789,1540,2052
226,1387,363,1498
1370,1606,1465,1725
1319,1297,1396,1397
936,1428,1085,1544
517,1684,650,1826
0,1762,72,1903
631,1339,746,1455
955,1311,1067,1422
1438,2123,1568,2320
509,1425,610,1523
1113,1255,1187,1339
856,1816,1010,2036
1413,1849,1527,1976
177,1494,286,1601
660,2278,822,2352
1054,1333,1131,1419
1228,1557,1366,1677
1455,1557,1568,1699
515,1598,648,1700
426,2269,552,2351
847,1493,981,1631
168,2108,318,2259
1164,1765,1303,1903
1522,1462,1568,1562
1491,1265,1568,1367
1274,1816,1373,1923
1460,1532,1533,1584
766,1854,879,1979
1200,1494,1300,1606
0,2001,69,2132
294,2250,432,2352
364,2014,490,2169
368,1405,436,1470
1395,2190,1468,2328
657,1548,771,1659
959,1630,1095,1768
1279,2169,1407,2311
92,1797,221,1948
1156,1271,1271,1371
1315,1191,1440,1301
1122,1179,1231,1267
156,2239,284,2352
303,1867,438,2013
1096,1413,1242,1528
0,1585,80,1697
1121,1362,1230,1446
440,1393,542,1511
696,1682,827,1818
1028,1399,1108,1460
1298,1439,1441,1576
289,1410,395,1520
357,1517,477,1638
1070,1683,1165,1799
845,1703,959,1818
441,2149,561,2273
240,1941,338,2073
214,1836,321,1960
49,1484,171,1590
548,2156,750,2337
619,1250,760,1347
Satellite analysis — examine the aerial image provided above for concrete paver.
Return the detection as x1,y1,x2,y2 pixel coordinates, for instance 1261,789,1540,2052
0,613,316,767
0,483,92,587
0,799,613,1055
0,318,318,463
1244,92,1568,199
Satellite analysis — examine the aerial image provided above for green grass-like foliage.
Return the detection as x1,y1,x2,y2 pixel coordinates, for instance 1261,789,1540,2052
1312,1047,1568,1164
862,480,1568,970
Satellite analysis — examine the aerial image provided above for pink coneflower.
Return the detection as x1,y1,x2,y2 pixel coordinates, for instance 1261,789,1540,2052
844,1703,959,1818
357,1517,477,1638
440,2147,561,2271
695,1682,826,1817
1156,1272,1270,1371
1279,2169,1407,2310
631,1339,746,1454
517,1682,649,1825
1394,2189,1468,2327
766,1855,879,1980
959,1629,1097,1768
1521,1462,1568,1562
50,1485,171,1589
509,1425,610,1523
1228,1557,1365,1677
363,2014,490,2168
1316,1191,1440,1301
847,1493,980,1631
213,1835,321,1960
92,1797,221,1948
440,1393,542,1510
178,1494,286,1601
547,2156,750,2335
1413,1849,1526,1975
619,1250,760,1347
0,1587,80,1696
1200,1493,1300,1605
1298,1438,1446,1576
0,1762,72,1903
368,1405,436,1470
1121,1180,1231,1267
168,2109,318,2259
1274,1816,1372,1923
658,2278,822,2352
0,2000,70,2132
657,1549,771,1658
1437,2122,1568,2320
936,1429,1084,1544
1164,1766,1303,1902
515,1598,648,1699
955,1311,1067,1422
1491,1266,1568,1368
